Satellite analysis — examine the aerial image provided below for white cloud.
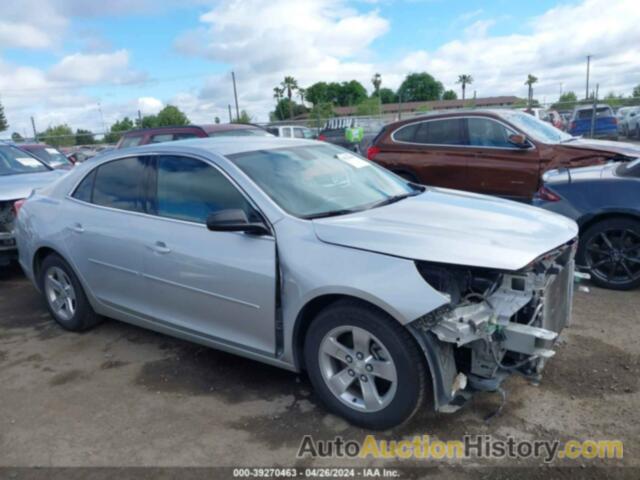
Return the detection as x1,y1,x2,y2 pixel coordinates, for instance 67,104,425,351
48,50,146,85
138,97,164,115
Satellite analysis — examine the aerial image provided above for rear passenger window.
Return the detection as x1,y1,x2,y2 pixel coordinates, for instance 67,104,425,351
392,123,420,142
120,136,143,148
155,156,253,224
467,118,514,148
72,169,96,203
414,119,466,145
150,134,174,143
93,157,147,213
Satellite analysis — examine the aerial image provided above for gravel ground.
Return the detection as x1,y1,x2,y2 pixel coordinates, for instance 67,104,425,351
1,263,639,478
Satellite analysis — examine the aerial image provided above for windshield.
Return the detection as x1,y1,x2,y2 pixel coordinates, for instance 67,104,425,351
616,158,640,177
25,146,72,169
229,144,417,218
500,110,572,143
0,145,50,176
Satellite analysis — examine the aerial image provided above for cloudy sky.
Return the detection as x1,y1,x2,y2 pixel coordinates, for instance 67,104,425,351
1,0,638,137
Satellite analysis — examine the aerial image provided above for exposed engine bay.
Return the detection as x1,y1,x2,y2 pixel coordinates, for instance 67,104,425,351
411,239,577,413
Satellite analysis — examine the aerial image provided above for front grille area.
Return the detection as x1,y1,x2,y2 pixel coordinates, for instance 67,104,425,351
542,260,575,333
0,201,16,234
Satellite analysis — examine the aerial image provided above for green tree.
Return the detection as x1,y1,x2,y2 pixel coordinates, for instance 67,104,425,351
155,105,190,126
309,102,334,130
355,97,381,116
442,90,458,100
234,110,252,124
214,116,221,124
0,100,8,132
137,115,158,128
273,86,284,105
378,87,396,104
397,72,444,102
456,74,473,101
305,82,329,105
75,128,95,145
555,91,578,110
633,84,640,98
272,98,307,121
11,132,23,142
104,116,135,144
297,87,306,105
281,76,299,120
336,80,368,106
604,91,624,108
39,124,74,147
525,74,538,107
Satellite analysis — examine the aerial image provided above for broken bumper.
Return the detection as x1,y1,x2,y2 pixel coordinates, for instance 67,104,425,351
410,240,576,413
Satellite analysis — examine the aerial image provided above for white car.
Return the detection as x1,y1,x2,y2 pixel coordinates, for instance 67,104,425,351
267,125,315,139
623,107,640,138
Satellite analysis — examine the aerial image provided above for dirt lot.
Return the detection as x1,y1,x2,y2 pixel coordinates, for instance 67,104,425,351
1,263,639,477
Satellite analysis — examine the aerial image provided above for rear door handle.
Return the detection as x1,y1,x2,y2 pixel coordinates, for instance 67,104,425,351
71,223,84,233
150,241,171,254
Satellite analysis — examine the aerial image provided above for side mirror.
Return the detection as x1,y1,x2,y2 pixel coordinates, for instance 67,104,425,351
206,209,270,235
508,133,530,148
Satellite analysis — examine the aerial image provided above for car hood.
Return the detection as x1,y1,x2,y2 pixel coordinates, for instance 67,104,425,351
0,170,66,202
313,188,578,271
560,138,640,158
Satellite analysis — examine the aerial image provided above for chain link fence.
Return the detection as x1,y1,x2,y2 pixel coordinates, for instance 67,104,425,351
4,95,640,148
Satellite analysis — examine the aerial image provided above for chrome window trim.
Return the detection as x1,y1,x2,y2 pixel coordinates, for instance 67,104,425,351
390,115,536,151
65,152,275,237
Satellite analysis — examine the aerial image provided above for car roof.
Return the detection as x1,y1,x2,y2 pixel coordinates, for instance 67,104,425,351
104,136,317,159
122,123,266,136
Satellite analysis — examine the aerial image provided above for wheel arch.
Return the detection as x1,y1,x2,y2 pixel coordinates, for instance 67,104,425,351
578,210,640,235
292,293,422,371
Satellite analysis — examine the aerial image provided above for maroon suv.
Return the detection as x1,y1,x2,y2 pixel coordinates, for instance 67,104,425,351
368,109,639,200
116,124,272,149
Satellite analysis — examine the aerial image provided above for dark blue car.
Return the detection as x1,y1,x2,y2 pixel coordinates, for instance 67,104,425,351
534,160,640,290
568,105,618,140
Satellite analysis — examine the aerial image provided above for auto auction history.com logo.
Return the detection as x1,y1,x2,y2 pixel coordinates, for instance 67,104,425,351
297,435,624,463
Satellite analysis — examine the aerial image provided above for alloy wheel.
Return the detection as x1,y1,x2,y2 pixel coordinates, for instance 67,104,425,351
44,266,77,322
585,228,640,287
318,325,398,412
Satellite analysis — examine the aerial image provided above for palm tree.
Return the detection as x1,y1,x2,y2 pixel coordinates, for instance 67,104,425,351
281,76,298,119
456,74,473,101
297,87,306,105
525,74,538,107
371,73,382,96
273,86,284,104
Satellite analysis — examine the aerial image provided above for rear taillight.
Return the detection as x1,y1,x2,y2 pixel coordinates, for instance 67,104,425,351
367,145,381,160
13,199,27,216
536,186,561,202
317,134,327,141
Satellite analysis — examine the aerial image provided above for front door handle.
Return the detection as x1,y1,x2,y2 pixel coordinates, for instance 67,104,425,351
150,241,172,254
71,223,84,233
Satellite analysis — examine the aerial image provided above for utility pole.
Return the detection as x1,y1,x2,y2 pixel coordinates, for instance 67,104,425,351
231,71,240,121
585,55,591,100
97,102,106,135
228,104,233,123
30,116,38,142
590,83,599,138
137,109,142,125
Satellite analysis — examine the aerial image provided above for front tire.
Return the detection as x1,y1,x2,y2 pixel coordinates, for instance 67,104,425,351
40,254,102,331
304,299,428,429
578,218,640,290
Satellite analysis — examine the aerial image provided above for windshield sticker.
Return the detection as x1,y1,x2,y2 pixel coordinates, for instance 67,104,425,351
16,157,42,168
336,152,369,169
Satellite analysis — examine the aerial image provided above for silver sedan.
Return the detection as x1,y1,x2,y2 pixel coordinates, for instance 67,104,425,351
15,137,578,429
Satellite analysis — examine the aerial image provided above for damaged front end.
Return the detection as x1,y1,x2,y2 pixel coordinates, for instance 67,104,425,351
409,238,577,413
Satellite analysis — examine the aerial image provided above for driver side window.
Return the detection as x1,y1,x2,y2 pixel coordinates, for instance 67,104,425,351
154,155,253,224
467,118,516,148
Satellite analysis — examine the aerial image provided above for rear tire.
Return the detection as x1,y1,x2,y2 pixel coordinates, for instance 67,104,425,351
304,299,428,430
578,218,640,290
40,254,102,331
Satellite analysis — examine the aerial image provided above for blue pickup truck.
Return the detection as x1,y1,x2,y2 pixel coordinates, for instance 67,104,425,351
568,104,618,140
